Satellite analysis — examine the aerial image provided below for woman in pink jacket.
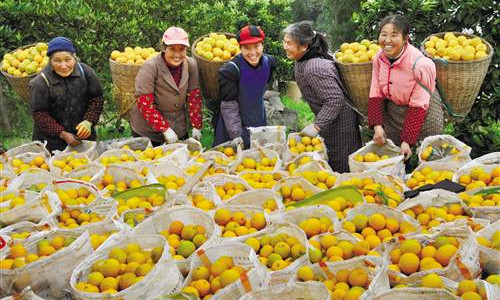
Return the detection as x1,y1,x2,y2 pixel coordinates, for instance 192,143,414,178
368,14,443,160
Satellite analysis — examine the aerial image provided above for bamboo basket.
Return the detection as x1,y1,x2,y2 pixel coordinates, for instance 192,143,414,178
333,51,372,118
1,44,41,103
108,58,142,94
192,32,236,100
112,86,136,120
421,32,493,120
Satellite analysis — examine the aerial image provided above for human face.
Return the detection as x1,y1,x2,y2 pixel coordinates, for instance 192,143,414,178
50,52,76,77
240,42,263,67
378,23,407,59
164,44,187,68
282,34,308,61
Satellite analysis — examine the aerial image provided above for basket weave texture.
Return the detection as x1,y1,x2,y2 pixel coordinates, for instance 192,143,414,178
333,51,372,117
421,31,493,119
191,32,236,100
1,43,40,103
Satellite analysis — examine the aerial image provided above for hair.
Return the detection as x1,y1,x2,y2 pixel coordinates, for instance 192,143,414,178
379,14,411,37
282,21,316,46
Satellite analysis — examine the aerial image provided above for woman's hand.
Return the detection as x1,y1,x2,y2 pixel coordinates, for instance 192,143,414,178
59,131,81,146
401,141,412,161
373,125,386,145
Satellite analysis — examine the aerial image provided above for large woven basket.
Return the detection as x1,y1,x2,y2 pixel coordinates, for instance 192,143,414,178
1,43,41,103
421,32,493,120
109,58,142,94
192,32,236,100
333,51,372,118
112,86,136,120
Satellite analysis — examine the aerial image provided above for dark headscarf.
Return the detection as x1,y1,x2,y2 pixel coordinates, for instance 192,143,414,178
298,33,333,62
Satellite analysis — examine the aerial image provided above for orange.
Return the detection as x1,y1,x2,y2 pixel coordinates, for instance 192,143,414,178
457,279,477,296
219,269,240,288
461,292,483,300
390,248,401,264
168,221,184,236
348,268,368,287
421,245,437,258
400,239,422,255
398,253,420,275
9,244,27,259
368,213,386,231
335,269,350,283
193,279,211,297
214,209,231,226
385,218,399,233
435,244,457,266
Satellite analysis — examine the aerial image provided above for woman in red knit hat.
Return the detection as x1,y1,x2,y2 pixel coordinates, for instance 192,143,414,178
213,25,276,148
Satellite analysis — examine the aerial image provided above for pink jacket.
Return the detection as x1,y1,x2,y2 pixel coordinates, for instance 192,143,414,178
369,42,436,110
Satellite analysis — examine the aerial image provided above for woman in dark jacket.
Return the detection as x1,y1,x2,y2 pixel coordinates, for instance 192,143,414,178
282,21,361,172
213,25,276,148
29,37,103,152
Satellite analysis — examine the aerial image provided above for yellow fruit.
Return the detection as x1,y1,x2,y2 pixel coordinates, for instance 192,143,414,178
214,209,232,226
219,269,240,288
100,258,121,278
435,244,457,267
461,292,482,300
177,241,196,258
297,266,314,281
352,214,368,231
344,286,365,300
87,271,105,287
308,247,322,263
348,268,368,287
421,273,443,288
398,253,420,275
457,279,478,296
486,274,500,286
136,263,153,276
291,188,305,202
100,277,118,292
9,244,27,259
400,239,422,255
421,245,437,258
368,213,386,231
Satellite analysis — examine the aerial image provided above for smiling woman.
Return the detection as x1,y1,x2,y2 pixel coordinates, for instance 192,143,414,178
29,36,104,153
368,14,444,161
213,25,277,148
129,26,203,146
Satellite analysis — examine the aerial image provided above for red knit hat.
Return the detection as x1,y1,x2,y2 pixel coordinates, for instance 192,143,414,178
237,25,265,45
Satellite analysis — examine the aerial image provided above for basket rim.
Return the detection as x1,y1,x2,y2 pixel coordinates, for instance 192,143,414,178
421,31,493,64
108,57,145,68
191,32,237,64
1,43,45,79
332,49,374,66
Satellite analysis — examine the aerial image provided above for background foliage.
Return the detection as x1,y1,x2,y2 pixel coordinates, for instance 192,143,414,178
1,0,498,157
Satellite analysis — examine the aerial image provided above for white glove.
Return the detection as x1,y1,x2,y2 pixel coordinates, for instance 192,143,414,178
162,127,178,144
301,123,320,137
231,137,243,147
191,128,202,141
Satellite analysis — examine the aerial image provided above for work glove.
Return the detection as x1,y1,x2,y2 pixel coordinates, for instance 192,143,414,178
75,120,92,139
301,123,320,137
230,137,243,147
192,128,202,141
162,127,178,144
